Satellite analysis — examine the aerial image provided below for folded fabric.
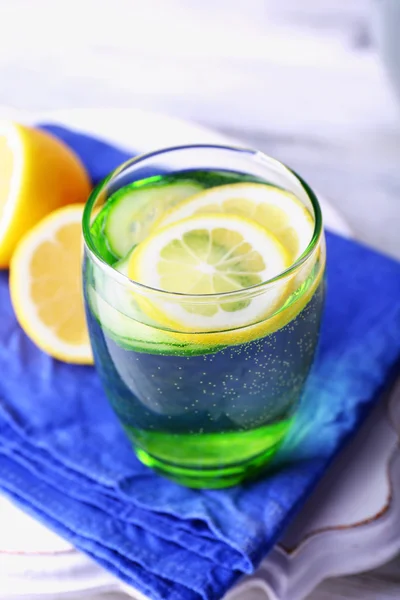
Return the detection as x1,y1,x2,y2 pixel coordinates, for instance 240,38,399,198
0,124,399,600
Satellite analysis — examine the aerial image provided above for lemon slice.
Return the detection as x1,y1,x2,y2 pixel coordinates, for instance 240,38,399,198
0,121,91,268
154,182,314,261
10,204,93,364
128,213,290,332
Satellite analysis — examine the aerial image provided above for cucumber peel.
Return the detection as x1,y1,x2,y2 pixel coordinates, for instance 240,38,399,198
105,180,203,257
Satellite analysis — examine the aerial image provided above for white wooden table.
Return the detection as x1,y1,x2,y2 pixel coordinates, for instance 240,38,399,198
0,1,399,598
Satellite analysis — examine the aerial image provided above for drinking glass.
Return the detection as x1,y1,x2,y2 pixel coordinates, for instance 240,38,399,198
82,145,325,488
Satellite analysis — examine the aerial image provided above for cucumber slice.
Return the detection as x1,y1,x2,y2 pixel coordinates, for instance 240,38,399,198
87,286,223,356
104,181,203,258
114,254,130,276
88,253,223,356
93,251,144,324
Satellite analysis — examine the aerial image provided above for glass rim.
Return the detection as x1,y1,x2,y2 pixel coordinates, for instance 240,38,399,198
82,143,323,300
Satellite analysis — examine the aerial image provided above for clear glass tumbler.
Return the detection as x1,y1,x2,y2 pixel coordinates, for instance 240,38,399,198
82,144,325,488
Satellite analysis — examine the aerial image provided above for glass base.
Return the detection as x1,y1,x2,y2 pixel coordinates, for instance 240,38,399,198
127,417,293,488
135,443,283,488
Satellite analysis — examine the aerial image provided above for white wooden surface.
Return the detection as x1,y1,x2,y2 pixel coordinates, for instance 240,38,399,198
0,1,400,598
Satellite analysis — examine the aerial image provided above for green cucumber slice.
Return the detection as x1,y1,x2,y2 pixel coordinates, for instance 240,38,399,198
92,251,144,324
87,286,224,356
88,254,222,355
114,254,130,276
104,181,203,258
88,249,226,356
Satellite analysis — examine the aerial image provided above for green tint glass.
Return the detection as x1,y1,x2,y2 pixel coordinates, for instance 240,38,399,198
82,145,325,488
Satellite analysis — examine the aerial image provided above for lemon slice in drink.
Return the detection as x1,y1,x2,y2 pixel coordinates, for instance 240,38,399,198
128,213,290,332
154,182,314,261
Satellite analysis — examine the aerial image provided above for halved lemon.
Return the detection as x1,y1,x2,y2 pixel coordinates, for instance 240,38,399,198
154,182,314,261
0,122,91,268
10,204,93,364
128,213,290,332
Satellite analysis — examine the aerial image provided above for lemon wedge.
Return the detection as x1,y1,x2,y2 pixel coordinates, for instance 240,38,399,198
128,213,290,332
0,122,91,268
10,204,93,364
154,182,314,261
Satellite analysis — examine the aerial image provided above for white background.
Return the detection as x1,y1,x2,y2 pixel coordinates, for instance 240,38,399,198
1,0,400,259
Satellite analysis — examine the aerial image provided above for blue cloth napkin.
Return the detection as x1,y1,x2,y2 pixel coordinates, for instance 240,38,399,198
1,125,400,600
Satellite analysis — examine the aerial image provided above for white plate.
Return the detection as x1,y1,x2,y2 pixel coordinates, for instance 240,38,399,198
0,108,362,600
228,378,400,600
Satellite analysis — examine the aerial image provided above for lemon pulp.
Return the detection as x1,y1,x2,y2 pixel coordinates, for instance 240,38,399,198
128,213,290,332
10,204,93,364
